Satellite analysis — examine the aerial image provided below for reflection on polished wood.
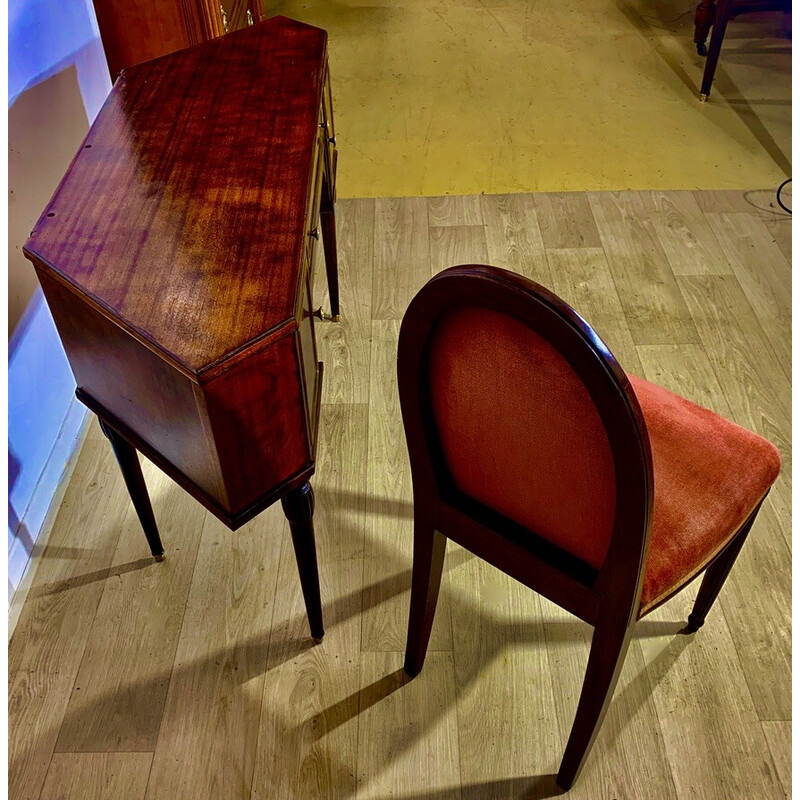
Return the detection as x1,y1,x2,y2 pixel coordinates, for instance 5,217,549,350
10,191,790,800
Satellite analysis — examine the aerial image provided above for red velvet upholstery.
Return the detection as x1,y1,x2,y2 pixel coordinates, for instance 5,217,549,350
429,307,616,569
426,306,781,613
629,374,781,615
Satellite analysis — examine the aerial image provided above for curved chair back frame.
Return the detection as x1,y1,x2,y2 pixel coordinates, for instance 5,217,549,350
397,265,656,787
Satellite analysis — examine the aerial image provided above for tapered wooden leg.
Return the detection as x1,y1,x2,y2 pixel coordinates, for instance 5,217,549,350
693,0,717,55
699,0,733,99
281,482,324,642
403,519,447,678
687,501,763,632
320,182,340,321
98,417,165,561
557,618,634,789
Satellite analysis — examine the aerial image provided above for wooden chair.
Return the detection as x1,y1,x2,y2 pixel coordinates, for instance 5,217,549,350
397,265,780,789
693,0,791,100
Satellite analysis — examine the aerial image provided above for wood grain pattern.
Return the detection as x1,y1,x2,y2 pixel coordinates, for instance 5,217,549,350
762,721,792,797
480,193,550,283
533,192,601,250
641,588,784,799
55,460,206,752
548,247,643,374
636,344,791,722
39,752,153,800
252,404,366,799
361,320,453,652
9,442,133,800
357,652,461,800
371,197,431,320
314,198,374,404
25,17,328,373
429,224,488,276
10,190,790,800
704,212,791,375
427,194,484,227
642,191,732,276
589,191,700,345
143,506,284,800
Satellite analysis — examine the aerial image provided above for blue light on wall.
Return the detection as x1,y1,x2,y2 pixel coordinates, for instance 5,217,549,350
8,0,112,599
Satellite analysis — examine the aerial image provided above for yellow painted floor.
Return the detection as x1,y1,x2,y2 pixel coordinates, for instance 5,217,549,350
264,0,791,196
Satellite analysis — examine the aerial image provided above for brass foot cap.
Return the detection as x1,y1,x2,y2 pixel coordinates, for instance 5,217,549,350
312,635,324,644
332,314,341,322
154,553,166,562
699,93,709,102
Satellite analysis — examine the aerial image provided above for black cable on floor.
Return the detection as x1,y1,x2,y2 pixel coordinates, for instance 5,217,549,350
776,178,791,215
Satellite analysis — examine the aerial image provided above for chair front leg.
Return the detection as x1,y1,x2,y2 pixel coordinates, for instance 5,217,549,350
557,615,635,790
403,518,447,678
687,499,764,632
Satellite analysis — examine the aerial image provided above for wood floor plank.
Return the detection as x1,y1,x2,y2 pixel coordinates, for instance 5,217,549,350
315,197,375,404
55,460,207,752
428,194,484,227
676,275,791,541
692,189,786,216
356,652,461,800
640,190,732,276
533,191,601,250
39,752,153,800
481,193,551,284
450,555,562,799
762,721,791,797
9,441,134,800
545,604,679,799
361,320,453,652
251,404,367,799
636,344,791,722
548,247,643,374
641,586,784,800
704,212,791,376
589,191,700,345
372,197,430,320
429,224,488,276
143,504,285,800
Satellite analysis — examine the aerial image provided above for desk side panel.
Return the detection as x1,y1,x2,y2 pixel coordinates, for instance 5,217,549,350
36,268,228,508
203,330,311,514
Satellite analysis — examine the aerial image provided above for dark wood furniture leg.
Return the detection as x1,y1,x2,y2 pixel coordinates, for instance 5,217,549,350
687,499,764,631
556,618,635,789
320,173,340,321
693,0,717,55
699,0,733,100
98,417,165,561
281,482,325,642
403,517,447,677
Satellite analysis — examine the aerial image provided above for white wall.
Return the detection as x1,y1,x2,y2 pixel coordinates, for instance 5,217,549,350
8,0,112,601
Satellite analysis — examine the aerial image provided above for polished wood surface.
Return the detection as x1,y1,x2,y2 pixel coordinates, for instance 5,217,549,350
27,17,329,374
10,191,790,800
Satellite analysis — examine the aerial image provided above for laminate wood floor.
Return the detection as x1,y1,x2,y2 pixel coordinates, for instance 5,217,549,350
9,190,791,800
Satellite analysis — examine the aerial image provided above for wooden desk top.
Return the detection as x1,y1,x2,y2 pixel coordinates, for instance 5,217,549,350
24,16,327,377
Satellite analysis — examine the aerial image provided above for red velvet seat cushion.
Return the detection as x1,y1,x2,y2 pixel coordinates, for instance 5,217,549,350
629,374,781,615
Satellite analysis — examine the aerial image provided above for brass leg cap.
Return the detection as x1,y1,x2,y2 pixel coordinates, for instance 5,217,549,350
699,93,709,102
332,314,341,322
312,635,324,644
154,553,166,562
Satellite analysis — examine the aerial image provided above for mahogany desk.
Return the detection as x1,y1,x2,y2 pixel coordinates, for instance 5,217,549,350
23,16,339,642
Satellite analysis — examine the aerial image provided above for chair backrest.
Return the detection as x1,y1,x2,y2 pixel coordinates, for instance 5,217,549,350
398,265,654,618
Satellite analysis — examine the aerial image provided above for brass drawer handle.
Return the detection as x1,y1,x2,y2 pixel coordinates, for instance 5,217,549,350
309,228,319,240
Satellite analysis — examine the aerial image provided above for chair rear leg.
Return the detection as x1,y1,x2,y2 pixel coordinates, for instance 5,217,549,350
404,521,447,678
687,500,763,633
557,617,634,790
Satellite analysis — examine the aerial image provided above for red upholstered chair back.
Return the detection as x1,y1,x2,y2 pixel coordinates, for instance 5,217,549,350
398,266,654,611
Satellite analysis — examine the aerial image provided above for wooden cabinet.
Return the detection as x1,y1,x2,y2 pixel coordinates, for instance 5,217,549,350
23,17,340,641
92,0,266,80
